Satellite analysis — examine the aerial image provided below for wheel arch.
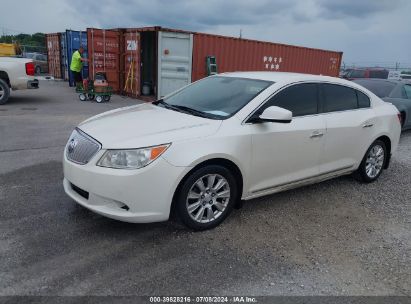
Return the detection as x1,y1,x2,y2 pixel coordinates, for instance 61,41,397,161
375,135,391,169
0,71,10,87
169,157,244,217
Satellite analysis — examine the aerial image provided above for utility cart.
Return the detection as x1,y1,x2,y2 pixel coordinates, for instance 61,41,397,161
75,72,112,103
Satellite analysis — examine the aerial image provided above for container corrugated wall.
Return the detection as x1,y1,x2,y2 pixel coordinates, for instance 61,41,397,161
87,28,121,92
192,34,342,81
66,30,88,86
45,33,62,79
60,32,68,80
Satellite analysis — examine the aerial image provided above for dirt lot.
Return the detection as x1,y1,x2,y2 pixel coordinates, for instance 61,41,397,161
0,80,410,296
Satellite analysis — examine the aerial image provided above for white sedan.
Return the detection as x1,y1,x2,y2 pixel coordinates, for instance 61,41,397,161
63,72,401,230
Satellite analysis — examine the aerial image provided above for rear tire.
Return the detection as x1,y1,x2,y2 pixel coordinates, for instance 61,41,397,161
95,95,103,103
176,165,238,230
355,140,387,183
0,78,10,105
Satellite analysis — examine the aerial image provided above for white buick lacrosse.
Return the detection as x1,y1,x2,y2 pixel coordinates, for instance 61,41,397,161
63,72,401,230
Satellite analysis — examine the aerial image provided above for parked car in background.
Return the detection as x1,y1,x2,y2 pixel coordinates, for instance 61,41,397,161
343,68,389,80
63,72,401,230
25,52,48,75
0,56,39,104
354,78,411,130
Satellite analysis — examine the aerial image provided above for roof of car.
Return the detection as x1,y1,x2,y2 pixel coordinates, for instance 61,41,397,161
222,71,335,81
221,71,353,85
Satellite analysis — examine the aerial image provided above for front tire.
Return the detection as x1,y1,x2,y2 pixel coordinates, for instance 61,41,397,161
176,165,238,230
355,140,387,183
0,78,10,105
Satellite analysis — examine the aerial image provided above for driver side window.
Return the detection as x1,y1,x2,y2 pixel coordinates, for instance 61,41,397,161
258,83,319,117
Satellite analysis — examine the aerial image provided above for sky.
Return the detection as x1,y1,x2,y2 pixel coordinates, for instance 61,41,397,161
1,0,410,67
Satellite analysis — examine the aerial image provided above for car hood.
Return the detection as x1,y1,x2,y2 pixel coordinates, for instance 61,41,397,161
78,103,222,148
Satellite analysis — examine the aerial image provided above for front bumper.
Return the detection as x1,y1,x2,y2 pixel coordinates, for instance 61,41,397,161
63,151,189,223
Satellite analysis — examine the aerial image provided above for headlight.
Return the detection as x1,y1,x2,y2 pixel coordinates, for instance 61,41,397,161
97,144,170,169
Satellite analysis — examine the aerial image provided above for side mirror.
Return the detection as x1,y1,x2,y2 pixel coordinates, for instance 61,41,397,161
249,106,292,124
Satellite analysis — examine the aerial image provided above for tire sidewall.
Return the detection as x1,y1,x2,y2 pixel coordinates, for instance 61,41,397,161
0,79,10,105
176,165,238,230
358,140,387,183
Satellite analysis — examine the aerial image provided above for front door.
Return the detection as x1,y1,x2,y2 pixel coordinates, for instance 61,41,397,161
248,83,325,194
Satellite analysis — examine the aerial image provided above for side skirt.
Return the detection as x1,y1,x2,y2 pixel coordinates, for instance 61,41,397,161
243,167,355,201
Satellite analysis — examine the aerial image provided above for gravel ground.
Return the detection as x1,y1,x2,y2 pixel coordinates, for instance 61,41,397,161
0,81,410,296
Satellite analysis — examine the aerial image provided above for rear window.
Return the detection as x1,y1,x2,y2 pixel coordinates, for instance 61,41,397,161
353,80,396,98
322,84,358,112
357,91,371,108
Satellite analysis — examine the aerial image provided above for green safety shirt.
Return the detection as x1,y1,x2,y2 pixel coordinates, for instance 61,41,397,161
70,50,82,72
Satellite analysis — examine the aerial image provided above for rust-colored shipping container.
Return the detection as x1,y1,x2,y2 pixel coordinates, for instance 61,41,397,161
45,33,62,79
192,33,342,82
87,28,121,92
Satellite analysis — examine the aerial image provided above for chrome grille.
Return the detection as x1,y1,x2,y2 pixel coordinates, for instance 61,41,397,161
66,128,101,165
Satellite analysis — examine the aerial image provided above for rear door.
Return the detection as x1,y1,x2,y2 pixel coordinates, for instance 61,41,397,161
157,31,193,99
319,83,375,174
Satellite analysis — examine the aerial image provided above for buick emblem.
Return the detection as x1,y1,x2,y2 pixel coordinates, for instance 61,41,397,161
68,139,78,154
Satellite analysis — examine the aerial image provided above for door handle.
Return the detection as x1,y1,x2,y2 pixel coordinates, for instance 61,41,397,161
310,131,324,138
362,122,374,128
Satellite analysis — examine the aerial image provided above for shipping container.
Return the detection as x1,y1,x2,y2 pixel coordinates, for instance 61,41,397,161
60,32,68,80
140,27,341,100
66,30,88,86
45,33,62,79
87,28,121,92
192,33,342,82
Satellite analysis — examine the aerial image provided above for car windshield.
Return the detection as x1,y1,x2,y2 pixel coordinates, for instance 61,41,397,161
354,80,396,98
158,76,273,119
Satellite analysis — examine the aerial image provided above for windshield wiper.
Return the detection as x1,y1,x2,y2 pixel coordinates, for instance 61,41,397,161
154,100,210,118
172,105,210,118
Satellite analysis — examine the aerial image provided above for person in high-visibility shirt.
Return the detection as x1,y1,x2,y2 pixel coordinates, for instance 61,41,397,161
70,46,88,86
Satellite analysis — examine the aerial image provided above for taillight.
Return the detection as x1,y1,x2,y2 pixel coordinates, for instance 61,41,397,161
25,62,35,76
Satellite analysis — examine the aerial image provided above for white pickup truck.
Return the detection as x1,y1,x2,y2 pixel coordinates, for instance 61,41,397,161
0,57,39,105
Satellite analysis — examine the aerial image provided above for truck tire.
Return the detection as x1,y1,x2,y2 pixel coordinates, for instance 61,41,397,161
0,78,10,105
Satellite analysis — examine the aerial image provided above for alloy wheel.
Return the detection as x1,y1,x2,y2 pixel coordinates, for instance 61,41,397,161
186,174,231,224
365,144,384,178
